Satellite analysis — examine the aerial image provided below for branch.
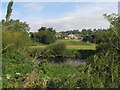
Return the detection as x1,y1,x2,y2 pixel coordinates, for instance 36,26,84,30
0,44,14,52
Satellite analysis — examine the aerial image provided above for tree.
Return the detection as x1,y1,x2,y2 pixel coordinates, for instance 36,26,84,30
31,27,56,44
38,27,56,33
6,0,13,22
103,14,120,51
2,0,31,52
2,19,30,32
93,29,107,44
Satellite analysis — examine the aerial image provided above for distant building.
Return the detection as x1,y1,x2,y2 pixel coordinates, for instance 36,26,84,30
65,37,69,39
55,32,62,38
67,34,83,39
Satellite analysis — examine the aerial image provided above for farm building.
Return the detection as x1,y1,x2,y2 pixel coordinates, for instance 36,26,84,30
67,34,83,39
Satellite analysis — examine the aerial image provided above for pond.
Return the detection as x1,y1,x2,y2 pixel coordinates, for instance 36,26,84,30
39,57,86,65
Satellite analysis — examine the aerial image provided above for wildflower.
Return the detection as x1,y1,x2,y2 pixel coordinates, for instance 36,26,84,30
16,73,20,75
6,74,11,79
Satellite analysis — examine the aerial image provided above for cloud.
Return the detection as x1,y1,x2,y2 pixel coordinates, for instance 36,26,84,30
23,3,44,13
30,15,109,32
0,9,6,20
28,3,115,32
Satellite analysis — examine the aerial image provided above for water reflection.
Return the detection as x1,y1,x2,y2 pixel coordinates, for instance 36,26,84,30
39,57,86,65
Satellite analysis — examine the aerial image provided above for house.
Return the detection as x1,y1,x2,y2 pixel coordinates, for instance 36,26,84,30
67,34,83,39
55,32,62,38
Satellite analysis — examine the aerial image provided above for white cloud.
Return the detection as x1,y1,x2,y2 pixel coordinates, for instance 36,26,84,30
28,3,115,32
23,3,44,13
0,9,6,20
30,15,109,32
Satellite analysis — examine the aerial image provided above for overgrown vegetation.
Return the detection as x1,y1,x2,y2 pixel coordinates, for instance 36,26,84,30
2,51,38,88
1,0,119,88
30,27,56,44
40,42,66,58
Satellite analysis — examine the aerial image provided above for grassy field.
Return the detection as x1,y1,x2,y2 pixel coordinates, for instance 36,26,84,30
30,39,96,50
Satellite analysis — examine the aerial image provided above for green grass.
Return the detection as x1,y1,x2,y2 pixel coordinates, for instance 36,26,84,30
66,45,96,50
30,39,96,50
56,39,92,45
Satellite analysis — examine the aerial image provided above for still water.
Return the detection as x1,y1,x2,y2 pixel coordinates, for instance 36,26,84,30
39,57,86,65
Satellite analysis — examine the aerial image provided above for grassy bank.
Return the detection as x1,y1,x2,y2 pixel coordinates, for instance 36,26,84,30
30,39,96,50
28,40,96,59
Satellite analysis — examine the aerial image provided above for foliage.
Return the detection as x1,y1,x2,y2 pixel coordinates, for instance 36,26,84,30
33,49,119,88
2,19,30,32
60,30,80,34
80,50,119,88
103,14,120,51
2,1,120,88
60,29,93,36
93,29,108,44
80,29,93,36
41,42,66,58
5,0,13,22
32,14,120,88
27,47,44,59
75,50,95,59
2,29,31,53
80,14,120,88
33,60,80,88
30,27,56,44
2,51,37,88
95,14,120,54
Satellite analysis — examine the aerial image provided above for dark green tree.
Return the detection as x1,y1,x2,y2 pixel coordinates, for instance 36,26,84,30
2,19,30,32
31,27,56,44
6,0,13,22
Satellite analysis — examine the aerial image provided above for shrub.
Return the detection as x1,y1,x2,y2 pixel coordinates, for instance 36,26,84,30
33,61,80,88
78,50,119,88
27,47,43,59
2,29,31,53
30,27,56,44
2,51,36,88
41,42,66,58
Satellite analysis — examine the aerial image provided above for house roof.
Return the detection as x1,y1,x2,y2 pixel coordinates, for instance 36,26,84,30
68,34,83,37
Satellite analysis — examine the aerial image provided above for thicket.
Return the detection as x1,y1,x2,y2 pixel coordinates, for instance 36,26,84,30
2,29,31,53
40,42,66,58
2,0,119,88
30,27,56,44
2,1,37,88
2,51,37,88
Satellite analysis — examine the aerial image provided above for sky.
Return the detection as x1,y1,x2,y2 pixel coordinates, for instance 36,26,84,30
1,1,118,32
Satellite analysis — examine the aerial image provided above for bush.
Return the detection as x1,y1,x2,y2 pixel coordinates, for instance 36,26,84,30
33,61,80,88
41,42,66,58
75,50,95,59
2,51,37,88
30,27,56,44
78,50,119,88
27,47,43,59
2,29,31,53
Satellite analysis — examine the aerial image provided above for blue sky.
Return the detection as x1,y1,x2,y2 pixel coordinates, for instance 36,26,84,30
1,2,118,32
